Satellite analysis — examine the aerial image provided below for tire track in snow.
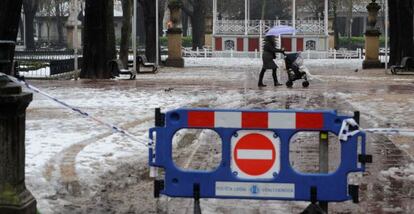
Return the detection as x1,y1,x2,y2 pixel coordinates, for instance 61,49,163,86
43,95,225,199
43,116,154,197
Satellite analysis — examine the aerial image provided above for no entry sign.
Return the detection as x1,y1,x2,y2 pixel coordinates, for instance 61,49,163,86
231,130,280,179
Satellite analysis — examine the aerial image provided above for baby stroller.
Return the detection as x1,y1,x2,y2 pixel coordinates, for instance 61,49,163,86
282,51,309,88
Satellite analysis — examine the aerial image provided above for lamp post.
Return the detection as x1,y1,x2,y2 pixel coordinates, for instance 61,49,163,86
292,0,296,35
384,0,388,72
74,0,79,75
22,9,26,50
324,0,328,50
156,0,159,66
132,0,137,74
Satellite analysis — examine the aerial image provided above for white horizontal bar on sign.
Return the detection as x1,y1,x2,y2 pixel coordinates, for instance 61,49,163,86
215,182,295,198
268,113,296,129
237,149,273,160
215,111,241,128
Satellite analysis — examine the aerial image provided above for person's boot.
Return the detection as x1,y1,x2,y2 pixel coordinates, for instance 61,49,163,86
272,69,282,86
258,69,266,87
274,81,282,86
258,82,267,87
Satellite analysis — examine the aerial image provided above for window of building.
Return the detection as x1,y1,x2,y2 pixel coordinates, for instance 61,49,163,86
306,40,316,50
224,40,235,50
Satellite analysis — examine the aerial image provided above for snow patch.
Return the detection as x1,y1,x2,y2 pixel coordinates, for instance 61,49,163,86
380,163,414,181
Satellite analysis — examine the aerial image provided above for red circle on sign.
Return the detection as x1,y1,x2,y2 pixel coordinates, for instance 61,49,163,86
234,133,276,176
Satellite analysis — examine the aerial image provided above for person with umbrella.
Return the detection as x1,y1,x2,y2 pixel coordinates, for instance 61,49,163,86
258,25,295,87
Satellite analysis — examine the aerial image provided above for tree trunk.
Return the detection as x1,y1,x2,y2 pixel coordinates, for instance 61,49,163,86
389,0,414,65
22,0,38,50
140,0,158,63
107,0,116,63
333,0,339,49
159,0,166,37
182,11,188,37
191,0,206,49
137,3,146,44
81,0,116,79
120,0,132,69
0,0,23,75
55,0,64,46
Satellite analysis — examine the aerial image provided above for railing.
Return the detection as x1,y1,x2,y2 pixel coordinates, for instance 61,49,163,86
14,50,78,61
50,58,83,75
216,19,325,35
183,47,363,60
15,50,82,79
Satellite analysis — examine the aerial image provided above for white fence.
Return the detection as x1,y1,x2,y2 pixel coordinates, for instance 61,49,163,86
183,48,363,60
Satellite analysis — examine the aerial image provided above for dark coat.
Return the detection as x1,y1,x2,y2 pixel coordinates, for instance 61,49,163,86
262,37,283,69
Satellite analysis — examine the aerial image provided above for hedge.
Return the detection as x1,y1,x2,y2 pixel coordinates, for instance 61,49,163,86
338,36,386,49
160,36,192,47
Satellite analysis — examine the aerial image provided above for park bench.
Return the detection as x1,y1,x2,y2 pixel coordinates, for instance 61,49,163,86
109,56,158,80
391,57,414,74
128,55,158,74
109,59,136,80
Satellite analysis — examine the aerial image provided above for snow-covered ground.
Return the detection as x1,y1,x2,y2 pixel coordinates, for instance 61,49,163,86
20,67,51,78
23,58,414,213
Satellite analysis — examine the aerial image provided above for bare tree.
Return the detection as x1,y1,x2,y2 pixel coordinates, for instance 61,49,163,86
182,0,207,49
301,0,324,18
22,0,40,50
120,0,132,68
54,0,66,46
39,0,71,47
389,0,414,65
138,0,165,62
81,0,116,79
0,0,23,74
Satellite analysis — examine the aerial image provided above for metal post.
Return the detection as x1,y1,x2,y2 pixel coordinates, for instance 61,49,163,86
384,0,388,73
22,9,26,50
278,35,281,49
212,0,217,51
247,0,250,22
324,0,329,49
278,35,282,59
292,0,296,35
259,20,262,44
213,0,217,35
133,0,137,74
244,0,248,35
74,0,79,75
319,131,329,212
156,0,159,66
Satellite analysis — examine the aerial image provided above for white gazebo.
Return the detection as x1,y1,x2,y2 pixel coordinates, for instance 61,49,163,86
211,0,329,52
